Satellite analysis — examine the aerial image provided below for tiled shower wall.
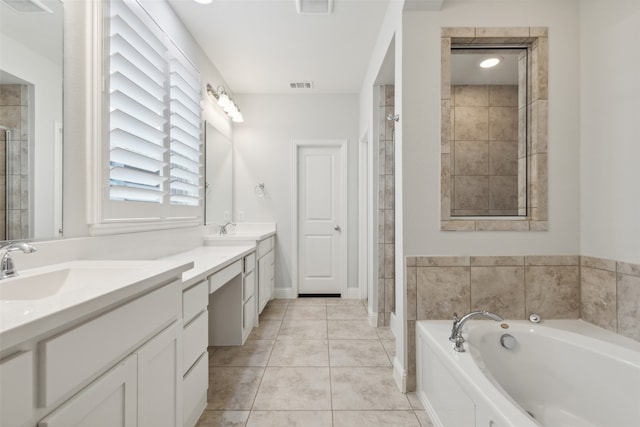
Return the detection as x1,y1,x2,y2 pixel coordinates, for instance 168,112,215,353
451,85,520,215
405,255,640,391
0,84,30,240
378,85,395,326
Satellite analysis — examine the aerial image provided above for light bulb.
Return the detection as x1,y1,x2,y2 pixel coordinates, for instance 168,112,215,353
479,57,501,68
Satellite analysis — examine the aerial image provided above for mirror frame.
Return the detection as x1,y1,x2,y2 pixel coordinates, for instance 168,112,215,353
440,27,548,231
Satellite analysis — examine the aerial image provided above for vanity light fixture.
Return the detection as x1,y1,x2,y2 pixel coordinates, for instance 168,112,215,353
479,56,502,68
207,84,244,123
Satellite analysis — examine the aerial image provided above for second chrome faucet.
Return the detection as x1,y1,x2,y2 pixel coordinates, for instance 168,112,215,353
449,310,503,352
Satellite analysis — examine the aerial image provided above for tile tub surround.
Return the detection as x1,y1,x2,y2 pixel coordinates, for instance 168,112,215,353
405,254,640,391
197,298,434,427
378,84,396,326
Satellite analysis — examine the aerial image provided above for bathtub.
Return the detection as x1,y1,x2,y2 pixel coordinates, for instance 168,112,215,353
416,319,640,427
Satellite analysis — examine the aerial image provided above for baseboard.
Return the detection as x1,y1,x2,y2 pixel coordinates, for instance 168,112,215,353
392,355,407,392
272,288,294,299
368,306,378,327
344,287,361,299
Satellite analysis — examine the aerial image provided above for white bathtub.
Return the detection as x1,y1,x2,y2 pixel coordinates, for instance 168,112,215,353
416,319,640,427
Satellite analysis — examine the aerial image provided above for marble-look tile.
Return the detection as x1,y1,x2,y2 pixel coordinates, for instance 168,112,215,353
617,273,640,341
525,266,580,318
284,305,327,320
331,367,412,410
617,261,640,278
385,139,394,175
453,85,488,107
248,320,281,340
453,176,488,211
441,38,451,100
525,255,579,266
489,85,518,107
289,297,326,305
380,339,395,361
377,277,385,313
0,85,23,106
580,267,617,331
384,175,395,209
333,411,421,427
384,244,395,279
384,85,395,106
489,107,518,141
328,320,379,340
470,256,524,266
378,244,385,278
581,256,616,272
417,267,470,320
379,141,386,178
268,339,329,367
247,411,332,427
476,220,530,231
253,367,331,410
454,106,488,141
407,266,417,320
384,278,395,314
489,141,518,175
470,266,525,319
268,298,290,305
416,256,469,267
279,319,327,340
415,410,436,427
327,304,368,320
196,411,250,427
325,298,363,306
260,302,287,320
378,209,385,244
376,326,395,340
441,220,476,231
407,256,417,267
406,320,417,392
329,340,391,367
441,27,475,38
207,367,264,410
536,37,549,99
210,340,274,367
454,140,488,175
384,209,395,243
489,175,518,211
406,393,424,410
0,106,22,134
441,100,451,154
475,26,530,38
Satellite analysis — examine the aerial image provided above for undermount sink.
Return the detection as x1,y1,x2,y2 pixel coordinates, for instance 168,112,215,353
0,265,142,301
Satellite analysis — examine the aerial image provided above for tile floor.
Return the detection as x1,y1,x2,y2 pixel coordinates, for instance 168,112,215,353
196,298,434,427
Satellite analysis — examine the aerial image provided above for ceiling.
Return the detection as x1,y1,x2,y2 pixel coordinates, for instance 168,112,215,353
166,0,391,95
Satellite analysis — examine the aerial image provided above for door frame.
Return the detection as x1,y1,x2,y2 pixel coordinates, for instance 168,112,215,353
292,139,348,297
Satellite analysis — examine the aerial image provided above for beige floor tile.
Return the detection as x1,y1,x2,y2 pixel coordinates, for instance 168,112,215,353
284,305,327,320
248,320,282,340
246,411,333,427
333,410,421,427
279,319,328,340
253,367,332,410
331,367,412,410
406,392,424,410
196,410,250,427
376,326,396,340
269,339,329,366
260,303,288,320
325,298,365,306
328,319,378,340
327,304,368,320
289,297,327,305
210,340,274,367
415,409,436,427
381,339,396,361
329,340,391,367
207,367,264,410
267,298,290,305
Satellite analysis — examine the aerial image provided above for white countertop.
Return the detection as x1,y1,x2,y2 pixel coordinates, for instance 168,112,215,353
161,245,255,289
204,222,276,244
0,259,192,350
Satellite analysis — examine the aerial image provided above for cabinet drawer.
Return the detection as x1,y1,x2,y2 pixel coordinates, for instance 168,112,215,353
243,270,255,301
183,280,208,324
1,351,33,427
183,310,207,375
244,252,256,274
209,260,242,294
257,237,273,258
40,281,180,407
183,352,208,427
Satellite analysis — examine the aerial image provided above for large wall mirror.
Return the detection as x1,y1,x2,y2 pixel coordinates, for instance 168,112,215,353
0,0,63,241
204,121,233,225
441,27,548,231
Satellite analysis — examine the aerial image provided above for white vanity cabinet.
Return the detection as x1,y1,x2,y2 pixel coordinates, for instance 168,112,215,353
257,236,275,313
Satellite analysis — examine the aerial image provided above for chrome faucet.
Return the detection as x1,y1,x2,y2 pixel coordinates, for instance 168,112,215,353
449,310,503,352
1,242,37,279
219,222,236,235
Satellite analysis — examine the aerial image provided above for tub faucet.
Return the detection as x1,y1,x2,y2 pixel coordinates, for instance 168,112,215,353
450,310,503,353
0,242,37,279
219,222,236,235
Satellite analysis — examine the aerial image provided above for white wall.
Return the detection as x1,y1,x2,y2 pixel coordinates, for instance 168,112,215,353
579,0,640,264
402,0,581,257
233,94,359,293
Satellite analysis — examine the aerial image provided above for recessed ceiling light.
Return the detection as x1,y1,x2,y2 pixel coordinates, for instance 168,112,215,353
479,57,501,68
193,0,213,4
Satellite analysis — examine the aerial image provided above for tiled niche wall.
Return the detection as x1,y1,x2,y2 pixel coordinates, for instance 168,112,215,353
0,84,30,240
378,85,395,326
405,255,640,391
451,85,519,216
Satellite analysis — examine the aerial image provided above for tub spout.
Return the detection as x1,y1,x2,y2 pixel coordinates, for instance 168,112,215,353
451,310,503,353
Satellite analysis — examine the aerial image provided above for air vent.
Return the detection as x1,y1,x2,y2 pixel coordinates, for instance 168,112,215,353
295,0,333,14
1,0,52,13
289,81,314,90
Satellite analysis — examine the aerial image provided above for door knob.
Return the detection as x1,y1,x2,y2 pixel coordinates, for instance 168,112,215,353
334,225,341,231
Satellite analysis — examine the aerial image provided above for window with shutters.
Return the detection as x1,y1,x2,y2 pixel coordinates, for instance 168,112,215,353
100,0,202,228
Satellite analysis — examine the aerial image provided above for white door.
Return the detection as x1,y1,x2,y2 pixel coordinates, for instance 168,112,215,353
297,143,346,295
